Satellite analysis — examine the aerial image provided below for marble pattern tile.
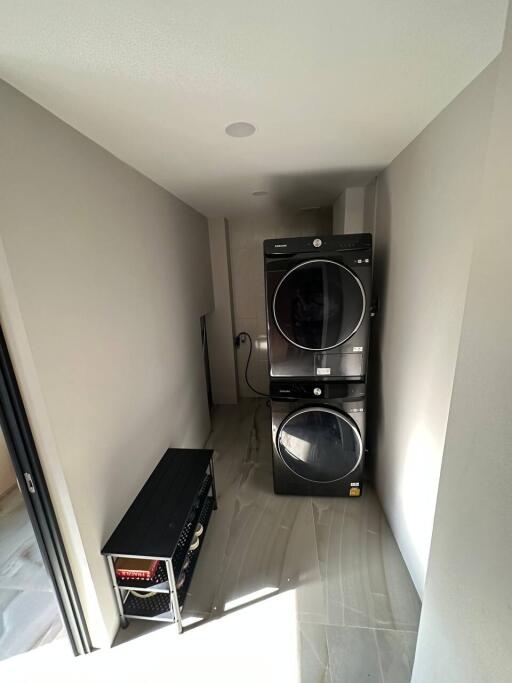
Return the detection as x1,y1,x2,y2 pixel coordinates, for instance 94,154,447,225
296,623,418,683
326,625,383,682
0,487,65,660
375,629,418,683
0,588,65,660
313,490,420,629
180,400,421,681
299,622,331,683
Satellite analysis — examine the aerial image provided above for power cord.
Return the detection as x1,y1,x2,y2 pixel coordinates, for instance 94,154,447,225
235,331,270,398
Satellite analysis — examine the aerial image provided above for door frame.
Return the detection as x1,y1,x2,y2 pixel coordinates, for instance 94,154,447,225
0,325,92,656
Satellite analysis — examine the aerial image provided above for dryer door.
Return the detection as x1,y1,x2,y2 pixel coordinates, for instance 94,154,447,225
272,259,365,351
276,406,362,483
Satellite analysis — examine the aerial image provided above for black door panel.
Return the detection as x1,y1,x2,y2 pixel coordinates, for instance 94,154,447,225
276,407,362,483
273,259,365,351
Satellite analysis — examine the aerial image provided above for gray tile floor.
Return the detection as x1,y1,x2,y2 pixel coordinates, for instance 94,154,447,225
0,486,65,661
0,400,419,681
181,400,421,683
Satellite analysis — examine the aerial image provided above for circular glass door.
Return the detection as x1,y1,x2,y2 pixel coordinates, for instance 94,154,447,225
276,407,362,483
272,259,365,351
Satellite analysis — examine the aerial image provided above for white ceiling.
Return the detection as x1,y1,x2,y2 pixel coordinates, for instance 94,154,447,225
0,1,507,217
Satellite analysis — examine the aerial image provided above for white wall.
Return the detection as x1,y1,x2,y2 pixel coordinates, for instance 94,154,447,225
206,218,238,404
412,7,512,681
0,431,17,498
332,183,376,235
363,178,378,235
372,61,498,596
228,207,332,397
344,187,365,234
0,79,213,647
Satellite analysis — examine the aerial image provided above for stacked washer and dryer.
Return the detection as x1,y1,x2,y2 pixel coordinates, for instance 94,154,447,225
264,233,373,497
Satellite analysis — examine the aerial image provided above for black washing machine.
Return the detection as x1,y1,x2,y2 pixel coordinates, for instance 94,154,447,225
270,381,366,497
264,233,372,380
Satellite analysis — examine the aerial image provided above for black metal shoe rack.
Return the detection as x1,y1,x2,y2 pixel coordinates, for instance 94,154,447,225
101,448,217,634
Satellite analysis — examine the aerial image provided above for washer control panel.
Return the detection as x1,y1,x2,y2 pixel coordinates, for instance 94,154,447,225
270,381,365,400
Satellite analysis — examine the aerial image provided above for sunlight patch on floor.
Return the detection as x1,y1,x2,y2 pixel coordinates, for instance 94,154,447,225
1,588,301,683
224,585,278,611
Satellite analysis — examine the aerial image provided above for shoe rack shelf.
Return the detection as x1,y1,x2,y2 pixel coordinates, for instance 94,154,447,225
101,448,217,634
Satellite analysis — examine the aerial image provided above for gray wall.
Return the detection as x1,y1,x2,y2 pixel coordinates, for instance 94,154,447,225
412,6,512,681
373,61,498,595
0,80,213,646
228,207,332,397
332,192,345,234
206,217,238,404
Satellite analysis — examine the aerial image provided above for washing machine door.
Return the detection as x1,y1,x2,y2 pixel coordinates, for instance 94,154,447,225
272,259,365,351
276,406,362,483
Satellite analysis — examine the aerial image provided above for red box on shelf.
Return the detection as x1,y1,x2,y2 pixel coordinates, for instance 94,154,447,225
115,558,160,580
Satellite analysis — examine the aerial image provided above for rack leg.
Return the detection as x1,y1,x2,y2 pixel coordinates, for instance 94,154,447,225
107,555,128,629
210,459,218,510
166,559,183,634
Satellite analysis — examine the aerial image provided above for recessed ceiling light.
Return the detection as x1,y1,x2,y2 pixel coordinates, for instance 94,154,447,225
225,121,256,137
252,190,268,196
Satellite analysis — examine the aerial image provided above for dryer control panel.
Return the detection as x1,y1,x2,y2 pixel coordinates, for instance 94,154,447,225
264,233,372,256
